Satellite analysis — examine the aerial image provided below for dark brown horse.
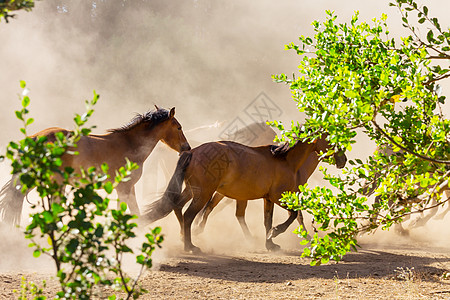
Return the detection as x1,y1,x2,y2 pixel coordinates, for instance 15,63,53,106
0,106,190,225
141,136,346,253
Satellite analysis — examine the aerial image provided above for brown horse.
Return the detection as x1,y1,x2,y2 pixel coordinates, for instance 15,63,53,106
195,152,320,239
141,136,347,253
0,106,190,225
191,121,279,236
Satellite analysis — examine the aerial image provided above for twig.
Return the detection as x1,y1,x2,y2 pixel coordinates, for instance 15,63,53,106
371,119,450,165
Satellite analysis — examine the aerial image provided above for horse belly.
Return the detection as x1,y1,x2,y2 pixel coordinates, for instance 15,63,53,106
216,178,270,201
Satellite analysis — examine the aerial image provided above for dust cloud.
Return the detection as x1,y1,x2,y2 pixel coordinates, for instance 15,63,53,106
0,0,450,270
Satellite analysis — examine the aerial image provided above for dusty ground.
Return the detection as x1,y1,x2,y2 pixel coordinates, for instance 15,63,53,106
1,244,450,299
2,203,450,300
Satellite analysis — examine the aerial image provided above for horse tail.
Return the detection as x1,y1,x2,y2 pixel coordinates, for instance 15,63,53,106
140,151,192,224
0,175,25,226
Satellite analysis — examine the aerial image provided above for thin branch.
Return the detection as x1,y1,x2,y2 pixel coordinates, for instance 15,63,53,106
382,195,450,224
427,55,450,60
371,119,450,165
425,73,450,86
127,255,149,300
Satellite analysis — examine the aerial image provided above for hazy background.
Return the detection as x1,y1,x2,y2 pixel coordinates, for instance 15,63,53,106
1,0,450,268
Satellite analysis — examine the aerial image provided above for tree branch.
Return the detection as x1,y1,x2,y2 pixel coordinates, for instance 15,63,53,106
371,118,450,165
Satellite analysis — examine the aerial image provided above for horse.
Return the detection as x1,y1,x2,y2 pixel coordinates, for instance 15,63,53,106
192,121,280,236
195,152,320,240
0,106,191,226
144,121,310,242
140,136,347,253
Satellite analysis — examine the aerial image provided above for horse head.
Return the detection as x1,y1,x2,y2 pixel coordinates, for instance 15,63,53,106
155,106,191,153
315,135,347,169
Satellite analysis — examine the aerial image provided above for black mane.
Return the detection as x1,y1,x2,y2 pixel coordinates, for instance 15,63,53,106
107,108,170,133
270,140,299,159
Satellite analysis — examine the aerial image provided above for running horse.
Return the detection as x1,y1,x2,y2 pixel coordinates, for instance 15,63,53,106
195,152,321,240
0,106,191,225
141,136,347,253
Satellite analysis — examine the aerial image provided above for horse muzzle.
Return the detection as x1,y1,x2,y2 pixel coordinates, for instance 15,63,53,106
180,143,191,153
334,152,347,169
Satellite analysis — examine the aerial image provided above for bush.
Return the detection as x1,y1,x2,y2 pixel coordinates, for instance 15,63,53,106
4,82,163,299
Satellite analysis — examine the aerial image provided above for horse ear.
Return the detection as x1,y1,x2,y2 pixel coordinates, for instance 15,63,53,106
154,105,160,110
169,107,175,119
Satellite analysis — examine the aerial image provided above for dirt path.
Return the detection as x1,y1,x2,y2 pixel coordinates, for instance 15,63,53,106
2,243,450,299
2,206,450,299
143,246,450,300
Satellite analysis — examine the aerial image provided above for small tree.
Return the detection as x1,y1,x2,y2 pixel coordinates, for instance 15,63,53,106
273,0,449,265
4,82,163,299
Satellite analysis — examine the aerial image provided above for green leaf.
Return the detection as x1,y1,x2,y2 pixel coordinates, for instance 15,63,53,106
299,239,309,245
33,250,41,258
15,111,23,121
427,30,434,43
321,256,330,264
152,227,162,235
104,181,113,194
22,96,30,108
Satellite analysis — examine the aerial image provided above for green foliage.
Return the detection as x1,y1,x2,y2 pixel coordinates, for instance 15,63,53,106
274,0,450,265
6,82,163,299
0,0,35,23
15,276,46,300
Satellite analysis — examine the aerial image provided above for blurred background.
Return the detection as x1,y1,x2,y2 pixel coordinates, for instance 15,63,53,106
1,1,449,264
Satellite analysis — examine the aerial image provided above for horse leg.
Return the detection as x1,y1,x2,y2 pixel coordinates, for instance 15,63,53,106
263,198,279,251
235,200,252,239
296,210,306,230
182,187,214,253
409,193,446,229
116,184,140,216
174,187,193,237
434,193,450,220
195,192,225,234
268,209,298,239
392,212,410,236
410,204,439,229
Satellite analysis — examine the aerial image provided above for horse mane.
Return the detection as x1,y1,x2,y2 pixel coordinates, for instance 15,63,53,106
107,109,170,133
270,140,299,159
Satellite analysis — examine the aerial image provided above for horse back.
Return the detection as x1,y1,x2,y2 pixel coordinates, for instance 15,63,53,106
186,141,289,200
30,127,72,143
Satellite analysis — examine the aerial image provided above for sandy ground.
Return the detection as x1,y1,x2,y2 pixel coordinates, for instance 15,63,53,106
1,201,450,300
1,244,450,299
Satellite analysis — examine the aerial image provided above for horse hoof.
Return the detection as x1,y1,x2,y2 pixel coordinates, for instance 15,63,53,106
395,228,410,237
265,241,281,252
185,245,202,254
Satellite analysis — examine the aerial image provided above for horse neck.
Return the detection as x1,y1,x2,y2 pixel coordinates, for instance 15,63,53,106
285,142,317,173
114,127,160,163
302,153,320,179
